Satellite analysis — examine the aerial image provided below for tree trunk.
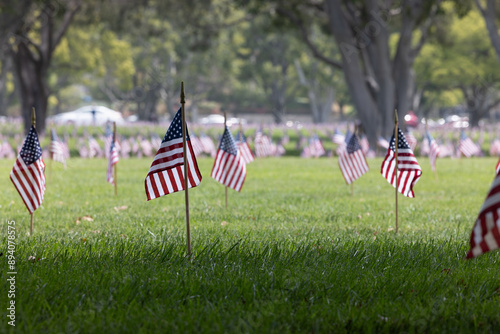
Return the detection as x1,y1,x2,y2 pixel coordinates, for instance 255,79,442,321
475,0,500,65
12,43,49,133
324,0,379,146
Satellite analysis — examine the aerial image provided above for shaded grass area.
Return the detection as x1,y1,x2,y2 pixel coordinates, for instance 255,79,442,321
1,157,500,333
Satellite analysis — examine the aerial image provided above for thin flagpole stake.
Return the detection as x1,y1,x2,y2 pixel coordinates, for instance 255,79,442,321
113,122,117,196
394,109,399,234
181,82,191,256
31,107,36,236
224,111,228,209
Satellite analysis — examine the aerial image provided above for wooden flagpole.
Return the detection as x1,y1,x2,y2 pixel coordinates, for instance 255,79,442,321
394,110,399,234
113,122,117,196
224,111,228,209
180,82,191,255
31,107,36,236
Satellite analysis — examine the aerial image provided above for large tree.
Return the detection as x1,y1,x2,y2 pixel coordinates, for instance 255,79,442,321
9,0,81,134
475,0,500,65
243,0,444,145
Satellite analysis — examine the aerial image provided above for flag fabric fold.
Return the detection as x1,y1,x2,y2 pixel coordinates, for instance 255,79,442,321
10,126,46,213
144,108,202,201
211,126,247,192
338,133,369,184
466,174,500,258
459,131,480,157
381,127,422,198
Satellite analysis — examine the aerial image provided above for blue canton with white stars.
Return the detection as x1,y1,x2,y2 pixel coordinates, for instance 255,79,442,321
20,126,42,165
346,134,362,154
219,127,238,155
460,131,468,141
389,127,410,151
163,108,190,143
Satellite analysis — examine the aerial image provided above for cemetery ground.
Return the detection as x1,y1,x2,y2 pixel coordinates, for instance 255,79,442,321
1,157,500,333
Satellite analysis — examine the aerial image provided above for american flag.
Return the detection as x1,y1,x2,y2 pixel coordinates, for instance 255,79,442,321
88,136,102,158
107,130,119,185
377,136,390,149
211,126,246,192
459,131,479,157
489,138,500,156
310,135,325,158
359,135,370,155
151,133,162,151
236,131,254,164
10,126,46,213
406,130,418,151
466,173,500,258
145,108,202,201
380,127,422,198
49,129,66,167
104,123,112,158
254,129,272,158
332,128,345,144
200,134,216,157
190,133,205,157
426,131,440,172
338,134,369,184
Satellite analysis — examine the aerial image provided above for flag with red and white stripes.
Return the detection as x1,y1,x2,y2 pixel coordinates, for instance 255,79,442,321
211,126,247,192
381,127,422,198
406,130,418,151
496,158,500,175
426,131,440,172
466,173,500,258
144,108,202,201
236,131,254,164
338,134,369,184
107,130,119,185
49,129,66,167
459,131,479,157
10,126,46,213
254,129,272,158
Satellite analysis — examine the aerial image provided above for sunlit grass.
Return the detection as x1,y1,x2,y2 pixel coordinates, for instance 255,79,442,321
1,157,499,333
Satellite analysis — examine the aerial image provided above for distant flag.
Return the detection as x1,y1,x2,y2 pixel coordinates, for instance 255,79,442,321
235,131,254,164
466,173,500,258
459,131,479,157
104,123,112,158
190,133,205,157
406,130,417,151
107,129,119,185
88,136,102,158
359,135,370,155
254,129,272,158
145,108,202,201
310,135,325,158
200,134,216,157
211,126,246,192
338,134,369,184
151,133,162,151
49,129,66,167
377,136,390,150
426,131,440,172
332,128,345,144
10,126,46,213
381,127,422,198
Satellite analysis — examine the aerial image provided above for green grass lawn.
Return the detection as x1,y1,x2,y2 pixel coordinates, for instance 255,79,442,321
1,157,500,333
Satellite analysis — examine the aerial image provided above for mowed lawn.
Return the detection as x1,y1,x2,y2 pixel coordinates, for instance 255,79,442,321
1,157,500,333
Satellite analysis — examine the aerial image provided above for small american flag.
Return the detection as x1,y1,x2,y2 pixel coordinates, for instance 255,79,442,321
88,136,102,158
310,135,325,158
406,130,417,151
10,126,46,213
145,108,202,201
426,131,440,172
190,133,205,157
332,129,345,144
359,135,370,154
107,130,119,185
466,174,500,258
200,134,216,157
381,127,422,198
254,129,272,158
104,123,112,158
377,136,390,150
236,131,254,164
211,126,247,192
49,129,66,167
459,131,479,157
338,134,369,184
